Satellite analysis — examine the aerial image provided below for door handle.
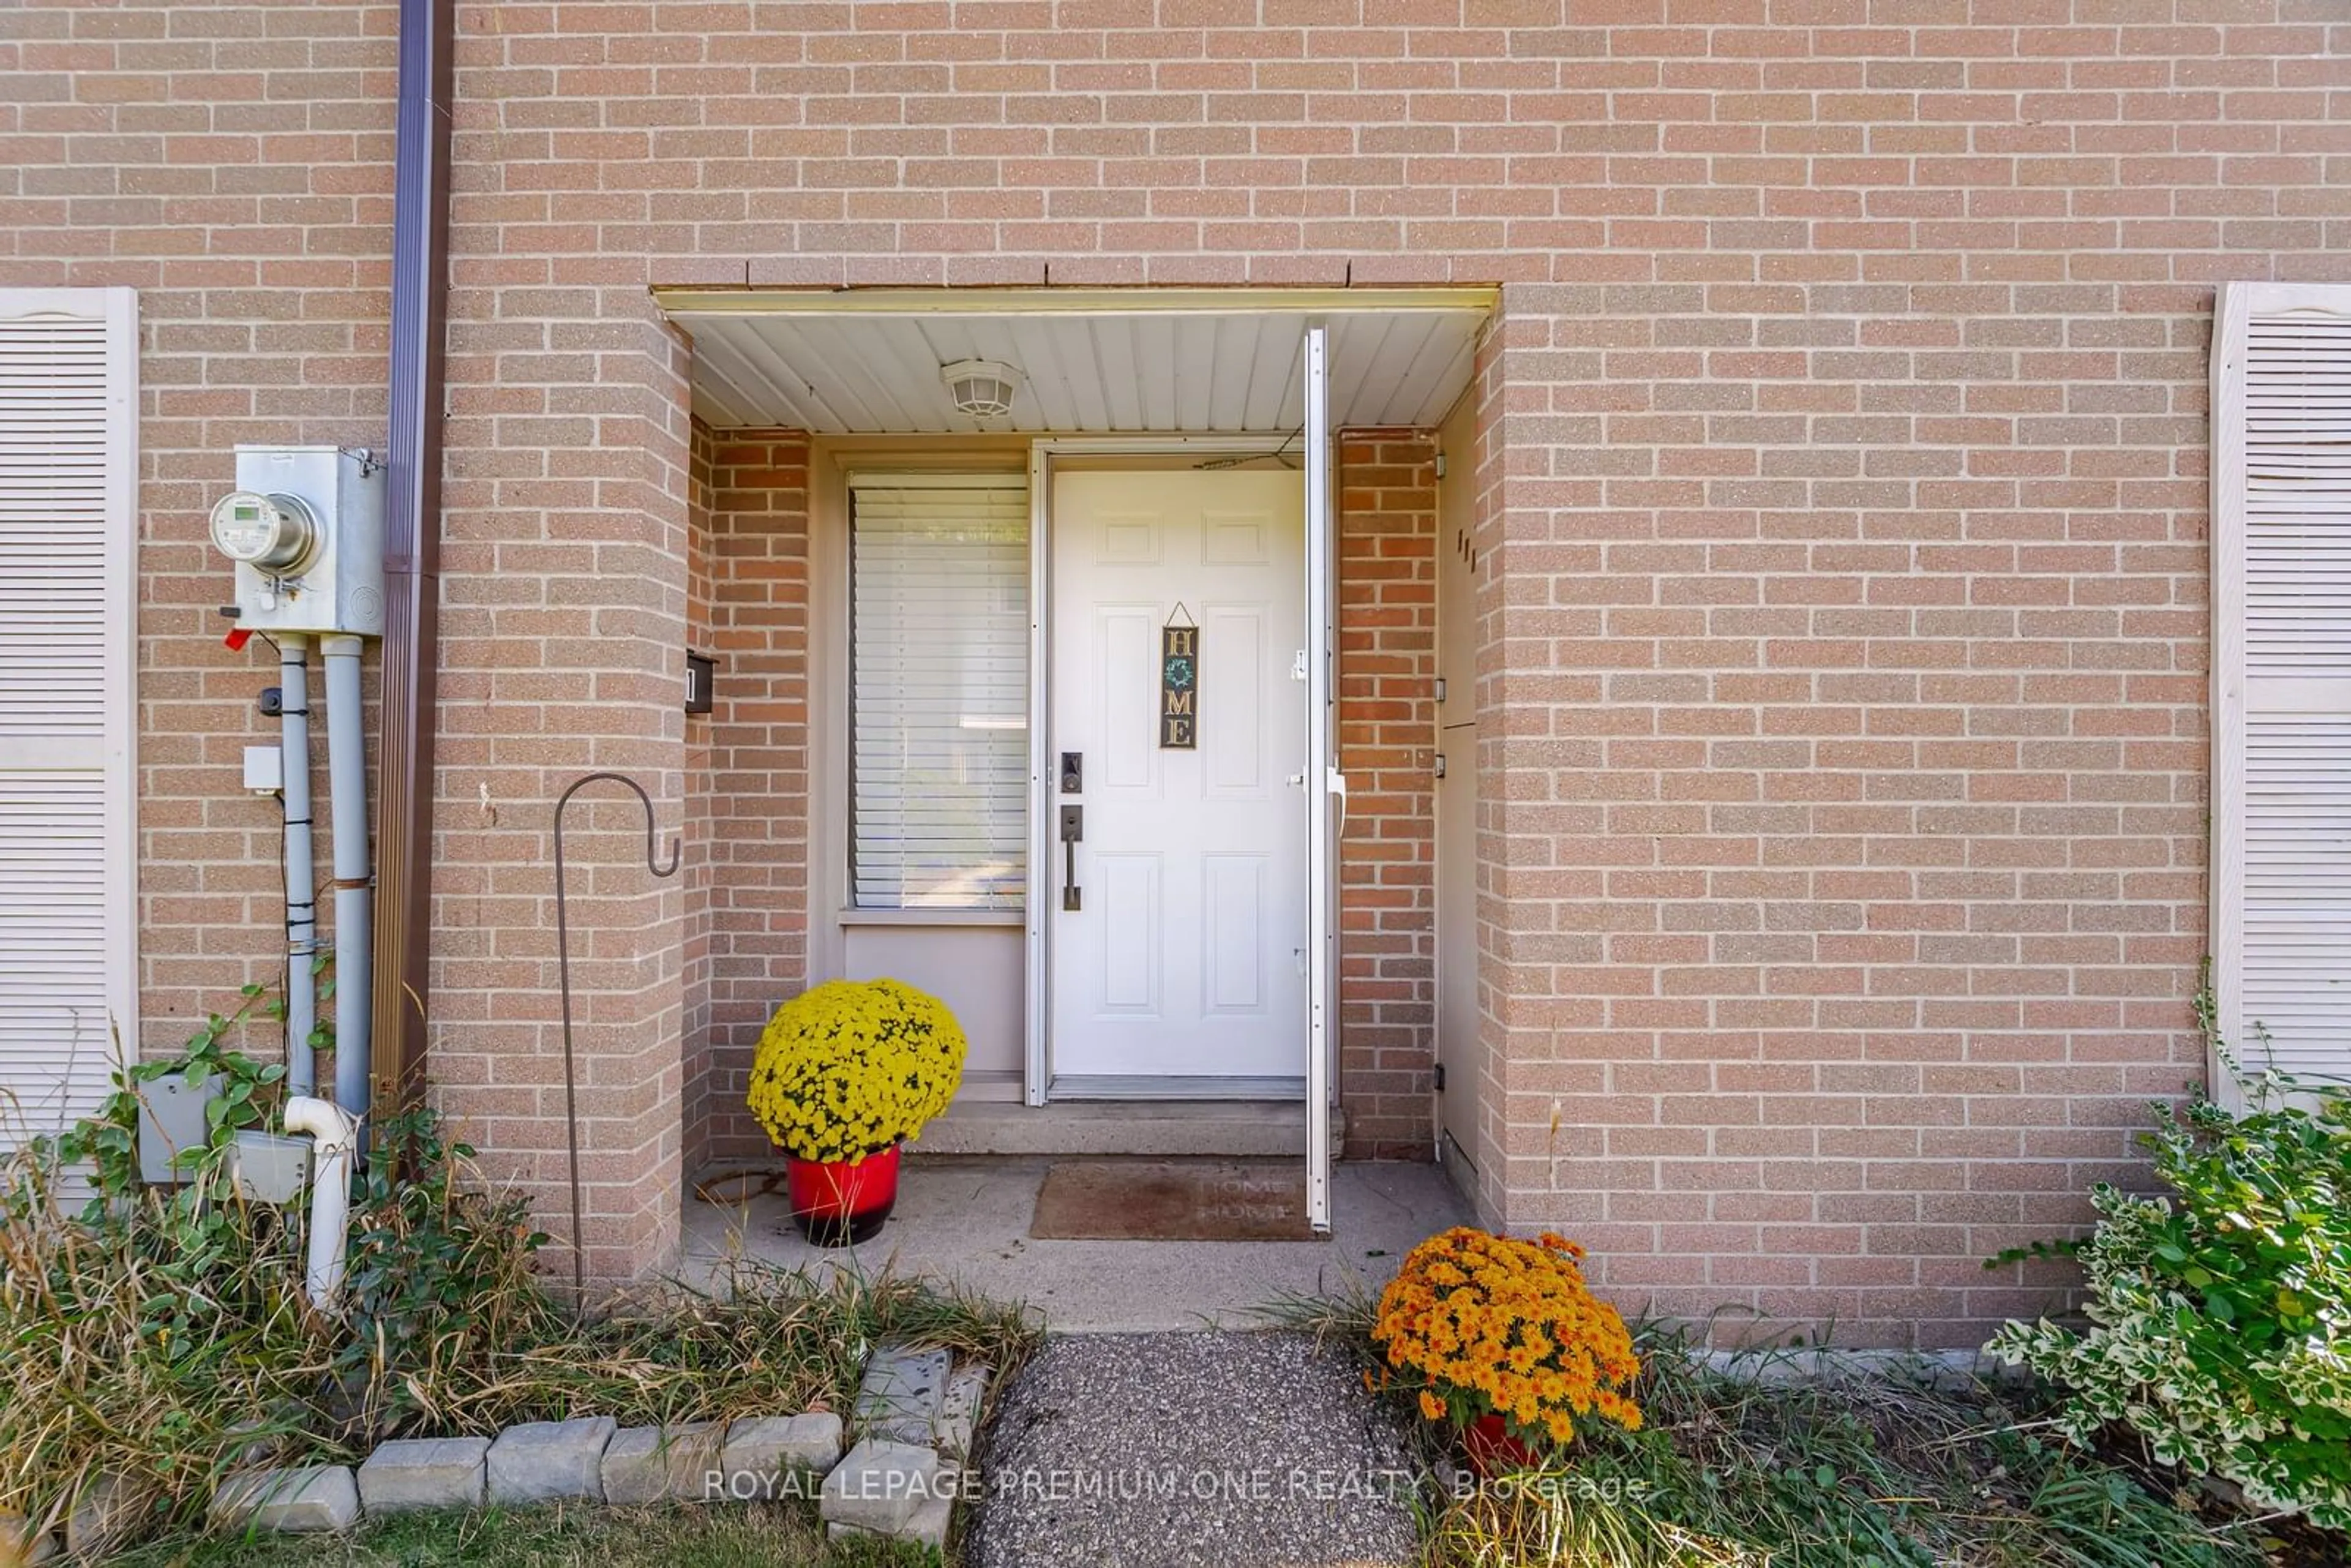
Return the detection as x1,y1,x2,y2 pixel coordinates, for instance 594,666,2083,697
1059,804,1082,911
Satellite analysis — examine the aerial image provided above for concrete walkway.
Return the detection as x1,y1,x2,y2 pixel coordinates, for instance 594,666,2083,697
964,1332,1419,1568
683,1156,1470,1331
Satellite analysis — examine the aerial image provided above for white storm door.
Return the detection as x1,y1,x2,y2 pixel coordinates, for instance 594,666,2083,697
1048,467,1308,1086
1302,323,1337,1234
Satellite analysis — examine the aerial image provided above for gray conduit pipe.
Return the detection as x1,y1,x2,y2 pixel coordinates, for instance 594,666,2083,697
322,634,373,1130
279,633,318,1095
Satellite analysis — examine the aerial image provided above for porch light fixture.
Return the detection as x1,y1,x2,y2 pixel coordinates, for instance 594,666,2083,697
940,358,1023,418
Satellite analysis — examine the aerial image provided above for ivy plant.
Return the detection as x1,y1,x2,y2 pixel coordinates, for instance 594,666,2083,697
54,980,295,1202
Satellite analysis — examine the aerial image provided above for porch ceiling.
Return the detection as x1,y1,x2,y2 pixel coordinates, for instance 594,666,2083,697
652,286,1494,435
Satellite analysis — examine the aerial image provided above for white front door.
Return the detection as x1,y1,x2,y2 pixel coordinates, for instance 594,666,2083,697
1047,467,1308,1087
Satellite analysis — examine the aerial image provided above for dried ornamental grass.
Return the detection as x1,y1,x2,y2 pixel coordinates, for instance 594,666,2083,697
0,1129,1034,1550
1370,1227,1643,1452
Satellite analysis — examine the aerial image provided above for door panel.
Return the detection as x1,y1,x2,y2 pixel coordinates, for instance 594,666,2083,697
1049,468,1307,1082
1201,604,1268,795
1095,852,1161,1013
1201,853,1269,1013
1097,606,1160,791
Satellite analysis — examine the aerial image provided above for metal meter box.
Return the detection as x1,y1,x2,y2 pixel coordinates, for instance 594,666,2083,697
137,1070,220,1183
229,1130,314,1205
221,445,386,637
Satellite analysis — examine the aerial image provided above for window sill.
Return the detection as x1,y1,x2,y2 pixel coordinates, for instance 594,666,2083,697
836,907,1025,929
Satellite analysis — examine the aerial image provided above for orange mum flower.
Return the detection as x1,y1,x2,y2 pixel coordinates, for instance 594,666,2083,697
1369,1226,1642,1456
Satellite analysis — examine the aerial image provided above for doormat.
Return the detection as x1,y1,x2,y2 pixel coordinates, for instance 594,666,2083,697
1028,1159,1319,1242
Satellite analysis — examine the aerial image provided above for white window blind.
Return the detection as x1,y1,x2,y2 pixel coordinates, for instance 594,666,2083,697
2213,282,2351,1089
849,473,1029,910
0,287,137,1148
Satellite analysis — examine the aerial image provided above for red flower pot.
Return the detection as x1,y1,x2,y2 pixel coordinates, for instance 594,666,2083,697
1464,1411,1546,1476
785,1142,901,1247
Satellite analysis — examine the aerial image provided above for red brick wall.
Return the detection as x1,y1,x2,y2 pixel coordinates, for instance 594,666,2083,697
683,426,812,1173
682,421,716,1161
1338,432,1438,1160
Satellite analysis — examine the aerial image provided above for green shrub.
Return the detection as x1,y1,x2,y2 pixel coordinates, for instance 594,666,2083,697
1989,1007,2351,1528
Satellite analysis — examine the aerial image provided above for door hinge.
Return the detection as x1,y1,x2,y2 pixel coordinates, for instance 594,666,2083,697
1433,1062,1446,1092
1433,752,1446,779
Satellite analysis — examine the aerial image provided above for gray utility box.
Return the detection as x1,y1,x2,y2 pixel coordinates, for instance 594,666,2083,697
225,444,387,637
137,1071,220,1183
229,1131,313,1205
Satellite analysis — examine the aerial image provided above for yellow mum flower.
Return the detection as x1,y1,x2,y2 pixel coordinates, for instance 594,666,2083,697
744,979,967,1163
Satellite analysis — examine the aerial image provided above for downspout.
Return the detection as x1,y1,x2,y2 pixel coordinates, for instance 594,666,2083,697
371,0,456,1120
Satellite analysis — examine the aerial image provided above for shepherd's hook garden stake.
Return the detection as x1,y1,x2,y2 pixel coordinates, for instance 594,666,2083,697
552,772,679,1300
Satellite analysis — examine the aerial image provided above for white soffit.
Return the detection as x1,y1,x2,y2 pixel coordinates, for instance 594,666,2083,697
653,287,1496,435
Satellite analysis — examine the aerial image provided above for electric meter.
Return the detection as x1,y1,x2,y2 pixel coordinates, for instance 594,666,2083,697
209,490,320,573
215,448,386,637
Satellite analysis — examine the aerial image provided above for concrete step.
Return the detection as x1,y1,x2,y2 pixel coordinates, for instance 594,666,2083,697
908,1099,1341,1158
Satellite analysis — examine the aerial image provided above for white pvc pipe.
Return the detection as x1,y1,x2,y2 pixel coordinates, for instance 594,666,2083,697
283,1095,358,1308
320,635,372,1130
279,634,318,1095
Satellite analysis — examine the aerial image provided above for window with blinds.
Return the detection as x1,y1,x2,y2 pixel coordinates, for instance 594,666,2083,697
2213,282,2351,1090
849,473,1029,910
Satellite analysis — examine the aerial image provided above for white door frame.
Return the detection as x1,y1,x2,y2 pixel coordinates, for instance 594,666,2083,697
1301,323,1337,1232
1022,433,1338,1145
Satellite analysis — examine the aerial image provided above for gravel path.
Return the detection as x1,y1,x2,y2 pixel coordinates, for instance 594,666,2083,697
965,1331,1419,1568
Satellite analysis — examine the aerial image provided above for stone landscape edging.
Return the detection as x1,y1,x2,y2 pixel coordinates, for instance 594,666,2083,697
193,1346,988,1553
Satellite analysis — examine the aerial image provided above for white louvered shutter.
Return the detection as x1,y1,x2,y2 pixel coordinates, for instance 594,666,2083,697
2213,283,2351,1089
848,473,1029,910
0,288,138,1147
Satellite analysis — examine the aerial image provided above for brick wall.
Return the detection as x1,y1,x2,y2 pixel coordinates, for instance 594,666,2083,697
1480,269,2225,1345
683,426,812,1174
13,0,2351,1333
1338,432,1438,1160
0,2,399,1053
426,299,694,1282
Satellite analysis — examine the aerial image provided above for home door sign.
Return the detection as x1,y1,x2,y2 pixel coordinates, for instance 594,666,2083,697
1160,605,1198,749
